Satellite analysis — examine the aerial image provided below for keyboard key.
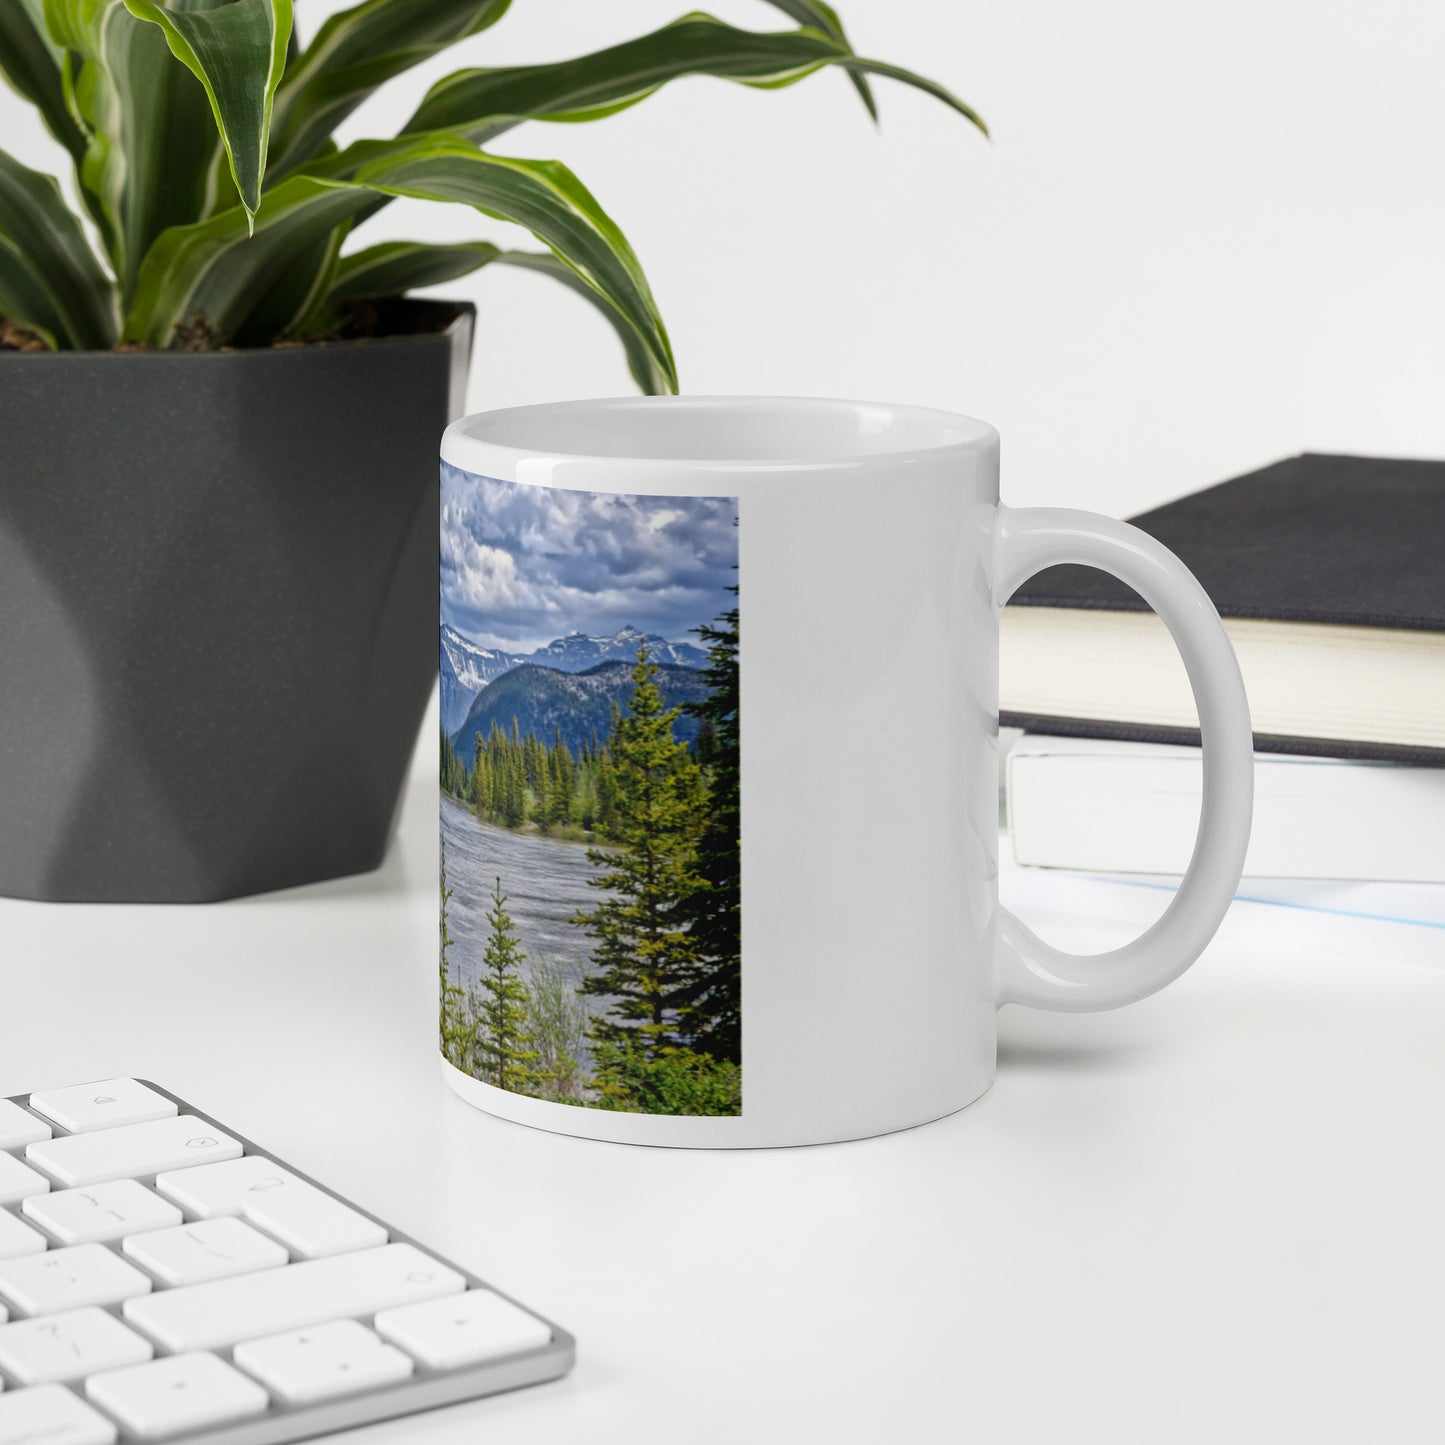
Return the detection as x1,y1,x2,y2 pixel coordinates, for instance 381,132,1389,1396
124,1243,464,1352
0,1102,50,1151
123,1217,288,1286
0,1244,153,1317
232,1318,377,1370
0,1155,50,1207
157,1157,387,1259
1,1080,571,1437
376,1290,553,1370
0,1306,154,1384
86,1351,269,1440
0,1211,47,1261
234,1321,414,1405
23,1181,182,1246
0,1383,117,1445
28,1080,176,1135
26,1117,241,1188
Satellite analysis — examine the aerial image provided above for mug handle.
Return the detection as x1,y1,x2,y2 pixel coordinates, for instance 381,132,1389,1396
993,505,1254,1011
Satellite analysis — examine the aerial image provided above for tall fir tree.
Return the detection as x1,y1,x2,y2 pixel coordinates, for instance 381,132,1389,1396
575,650,709,1091
680,589,742,1065
472,876,538,1092
438,838,470,1070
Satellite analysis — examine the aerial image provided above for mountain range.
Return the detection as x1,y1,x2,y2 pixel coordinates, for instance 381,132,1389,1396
451,660,711,760
439,623,707,734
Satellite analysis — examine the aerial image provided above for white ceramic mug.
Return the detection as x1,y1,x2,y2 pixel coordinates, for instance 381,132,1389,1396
437,397,1253,1148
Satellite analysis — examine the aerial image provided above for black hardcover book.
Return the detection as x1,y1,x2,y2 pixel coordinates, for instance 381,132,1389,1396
1000,453,1445,764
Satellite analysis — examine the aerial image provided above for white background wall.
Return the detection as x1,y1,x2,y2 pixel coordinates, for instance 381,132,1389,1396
6,0,1445,520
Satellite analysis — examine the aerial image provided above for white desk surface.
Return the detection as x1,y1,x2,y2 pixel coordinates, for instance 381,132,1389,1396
3,773,1444,1444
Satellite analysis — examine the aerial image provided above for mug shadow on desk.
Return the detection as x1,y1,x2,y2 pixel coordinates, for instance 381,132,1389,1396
995,1018,1161,1076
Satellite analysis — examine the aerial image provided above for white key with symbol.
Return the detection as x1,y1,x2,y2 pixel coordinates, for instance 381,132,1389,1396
28,1081,176,1135
23,1181,181,1246
0,1306,154,1384
155,1157,386,1259
85,1351,269,1440
122,1217,288,1287
0,1244,153,1317
0,1210,47,1261
123,1243,464,1352
0,1101,50,1151
0,1383,117,1445
26,1117,241,1188
375,1290,553,1370
0,1155,50,1207
234,1320,414,1404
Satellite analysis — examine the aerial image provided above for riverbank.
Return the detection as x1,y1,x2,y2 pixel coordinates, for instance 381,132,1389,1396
440,786,611,847
440,791,612,1002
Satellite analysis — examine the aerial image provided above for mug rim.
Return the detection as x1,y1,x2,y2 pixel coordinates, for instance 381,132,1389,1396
442,395,998,478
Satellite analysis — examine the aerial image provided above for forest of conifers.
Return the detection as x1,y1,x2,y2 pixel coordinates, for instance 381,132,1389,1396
439,607,741,1116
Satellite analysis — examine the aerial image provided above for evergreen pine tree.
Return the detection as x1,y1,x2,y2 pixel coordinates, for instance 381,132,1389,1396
438,839,470,1069
470,735,487,814
473,876,538,1092
549,729,575,828
503,728,527,827
680,593,742,1065
574,650,709,1093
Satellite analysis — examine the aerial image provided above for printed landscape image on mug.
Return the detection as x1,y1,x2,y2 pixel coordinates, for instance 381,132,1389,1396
439,462,741,1117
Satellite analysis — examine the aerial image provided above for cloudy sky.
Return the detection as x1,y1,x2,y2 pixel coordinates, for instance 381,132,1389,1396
441,462,738,653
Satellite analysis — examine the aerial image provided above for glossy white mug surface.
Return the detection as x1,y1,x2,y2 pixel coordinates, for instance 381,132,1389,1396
438,398,1253,1147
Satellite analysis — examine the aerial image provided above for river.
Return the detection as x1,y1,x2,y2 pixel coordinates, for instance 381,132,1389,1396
439,793,612,1010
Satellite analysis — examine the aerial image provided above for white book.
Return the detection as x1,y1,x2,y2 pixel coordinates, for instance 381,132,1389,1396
1006,734,1445,882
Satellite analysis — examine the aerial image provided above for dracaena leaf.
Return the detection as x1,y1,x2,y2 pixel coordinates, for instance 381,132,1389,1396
269,0,511,176
123,134,676,392
328,239,502,301
484,250,675,396
0,0,87,158
43,0,237,295
326,241,672,393
403,12,985,143
122,0,292,227
757,0,876,118
0,236,63,349
0,148,118,349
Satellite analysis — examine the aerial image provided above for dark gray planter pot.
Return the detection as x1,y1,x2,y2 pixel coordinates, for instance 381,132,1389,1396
0,301,472,902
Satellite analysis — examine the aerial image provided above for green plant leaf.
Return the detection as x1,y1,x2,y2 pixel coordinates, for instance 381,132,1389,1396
757,0,876,118
403,12,984,143
126,175,361,346
487,250,675,396
122,0,292,228
0,0,88,158
124,134,676,392
269,0,511,176
0,237,63,349
43,0,240,295
327,241,672,393
329,239,502,301
0,148,118,349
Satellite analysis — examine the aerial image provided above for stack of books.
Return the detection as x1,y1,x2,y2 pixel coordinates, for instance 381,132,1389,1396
1002,452,1445,883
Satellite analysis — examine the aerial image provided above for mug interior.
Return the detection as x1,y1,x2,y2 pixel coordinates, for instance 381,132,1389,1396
450,396,995,467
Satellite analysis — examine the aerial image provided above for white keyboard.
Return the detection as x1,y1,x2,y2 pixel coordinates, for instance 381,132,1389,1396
0,1081,572,1443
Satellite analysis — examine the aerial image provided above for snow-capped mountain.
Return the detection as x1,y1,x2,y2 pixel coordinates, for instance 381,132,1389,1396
526,626,708,674
453,660,710,760
439,623,707,735
439,625,524,735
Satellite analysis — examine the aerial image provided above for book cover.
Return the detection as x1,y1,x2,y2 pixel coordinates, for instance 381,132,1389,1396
1001,453,1445,762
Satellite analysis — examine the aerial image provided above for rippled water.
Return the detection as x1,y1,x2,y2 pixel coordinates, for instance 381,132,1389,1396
439,793,612,1003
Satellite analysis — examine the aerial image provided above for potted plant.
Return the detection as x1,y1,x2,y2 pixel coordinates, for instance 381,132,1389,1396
0,0,982,903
